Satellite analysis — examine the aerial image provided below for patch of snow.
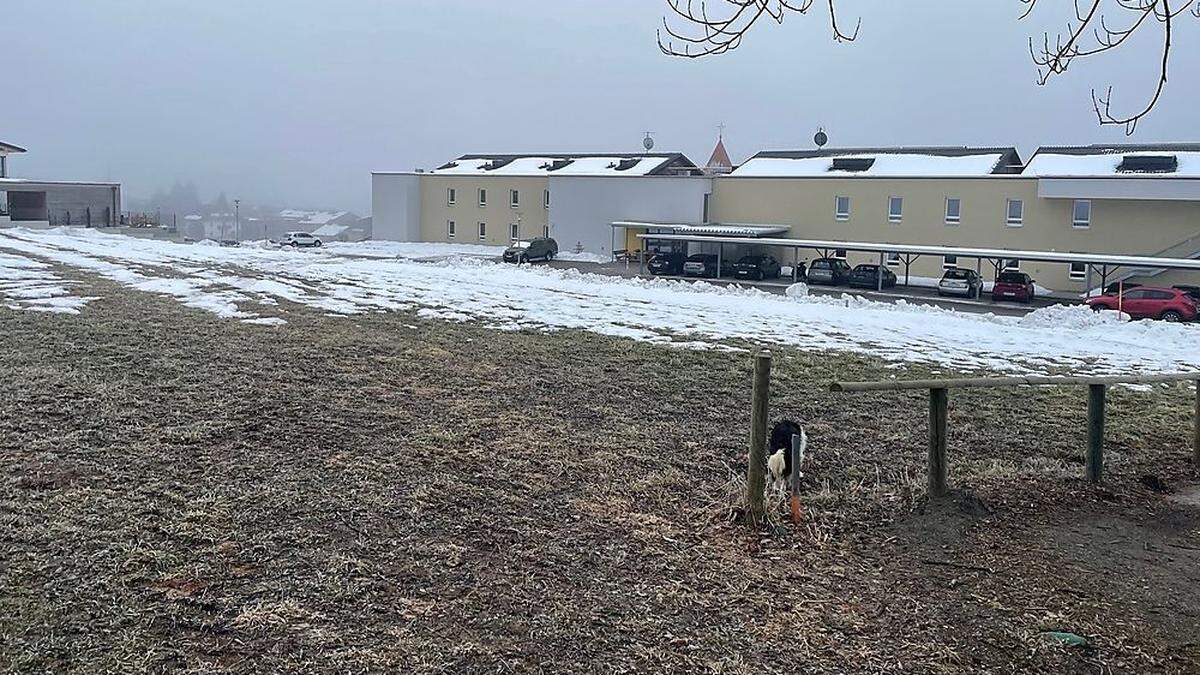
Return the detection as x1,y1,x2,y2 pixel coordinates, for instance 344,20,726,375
732,153,1006,178
1025,151,1200,178
242,316,287,326
555,251,608,264
0,250,92,314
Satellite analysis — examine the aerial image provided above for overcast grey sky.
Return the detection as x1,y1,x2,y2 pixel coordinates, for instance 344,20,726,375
7,0,1197,213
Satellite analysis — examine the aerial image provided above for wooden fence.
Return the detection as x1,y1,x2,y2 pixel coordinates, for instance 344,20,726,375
829,372,1200,497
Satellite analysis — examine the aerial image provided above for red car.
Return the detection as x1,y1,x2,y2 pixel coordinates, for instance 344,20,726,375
991,271,1036,303
1086,286,1198,322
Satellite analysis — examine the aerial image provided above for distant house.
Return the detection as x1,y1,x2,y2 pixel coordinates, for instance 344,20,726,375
0,139,122,228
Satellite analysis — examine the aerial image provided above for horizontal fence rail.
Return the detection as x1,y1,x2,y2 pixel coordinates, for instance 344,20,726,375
830,372,1200,496
831,372,1200,393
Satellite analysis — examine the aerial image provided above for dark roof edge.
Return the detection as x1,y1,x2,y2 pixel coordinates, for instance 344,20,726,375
0,141,28,153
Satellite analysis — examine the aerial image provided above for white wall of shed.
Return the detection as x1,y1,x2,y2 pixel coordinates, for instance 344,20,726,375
371,173,421,241
547,176,711,256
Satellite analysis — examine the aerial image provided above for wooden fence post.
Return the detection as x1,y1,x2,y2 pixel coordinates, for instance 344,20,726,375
746,350,772,524
1193,379,1199,467
1087,383,1106,483
928,388,949,498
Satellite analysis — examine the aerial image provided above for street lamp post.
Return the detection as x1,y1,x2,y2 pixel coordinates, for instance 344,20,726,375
234,199,241,241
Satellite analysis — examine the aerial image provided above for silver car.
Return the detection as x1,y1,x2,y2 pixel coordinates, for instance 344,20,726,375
937,268,983,298
283,231,323,248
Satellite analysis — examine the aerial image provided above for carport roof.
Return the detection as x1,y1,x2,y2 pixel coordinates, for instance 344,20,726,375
0,141,27,153
636,233,1200,272
612,221,789,237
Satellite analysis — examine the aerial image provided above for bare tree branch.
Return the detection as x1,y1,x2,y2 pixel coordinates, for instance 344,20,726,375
658,0,1199,133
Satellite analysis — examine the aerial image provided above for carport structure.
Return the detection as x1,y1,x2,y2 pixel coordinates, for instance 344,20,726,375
628,229,1200,296
610,221,787,272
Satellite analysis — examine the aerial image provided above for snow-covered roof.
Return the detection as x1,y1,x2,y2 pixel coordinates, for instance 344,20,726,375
731,147,1022,178
1024,144,1200,178
429,153,697,177
311,224,349,237
0,140,27,154
612,221,789,237
278,209,351,225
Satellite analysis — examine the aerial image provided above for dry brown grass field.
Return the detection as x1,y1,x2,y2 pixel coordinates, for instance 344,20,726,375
3,266,1199,673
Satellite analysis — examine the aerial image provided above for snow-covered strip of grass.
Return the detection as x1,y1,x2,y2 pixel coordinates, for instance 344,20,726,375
2,227,1199,375
0,250,93,314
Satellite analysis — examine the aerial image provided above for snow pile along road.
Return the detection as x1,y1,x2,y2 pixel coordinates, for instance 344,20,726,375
1,227,1198,376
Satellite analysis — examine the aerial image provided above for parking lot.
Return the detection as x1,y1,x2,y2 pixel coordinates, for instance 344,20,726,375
550,259,1069,317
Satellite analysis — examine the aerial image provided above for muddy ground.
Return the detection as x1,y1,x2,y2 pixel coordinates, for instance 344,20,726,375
2,265,1199,673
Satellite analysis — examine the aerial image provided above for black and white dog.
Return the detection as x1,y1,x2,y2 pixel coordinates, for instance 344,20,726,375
766,419,807,490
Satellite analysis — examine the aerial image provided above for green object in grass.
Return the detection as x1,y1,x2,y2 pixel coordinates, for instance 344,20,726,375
1041,631,1089,647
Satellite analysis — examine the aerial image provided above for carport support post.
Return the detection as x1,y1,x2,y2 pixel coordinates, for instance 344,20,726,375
1087,384,1106,483
876,251,885,291
793,247,799,283
746,350,772,525
928,388,949,498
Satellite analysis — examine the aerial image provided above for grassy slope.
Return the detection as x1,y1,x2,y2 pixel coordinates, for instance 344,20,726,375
2,268,1199,673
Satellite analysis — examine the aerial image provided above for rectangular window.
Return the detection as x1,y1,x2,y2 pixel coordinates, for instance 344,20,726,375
510,189,520,208
835,196,851,221
945,198,961,225
478,188,487,207
542,225,550,238
478,222,486,241
702,193,711,222
886,252,901,267
544,189,551,209
888,196,903,223
1073,199,1091,228
447,188,456,206
1005,258,1020,271
1006,199,1024,226
1069,261,1087,280
509,222,519,240
943,255,958,269
833,248,848,260
447,220,456,239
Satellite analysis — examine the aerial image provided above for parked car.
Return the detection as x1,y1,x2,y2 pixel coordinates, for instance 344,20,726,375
806,258,852,286
1103,281,1141,295
647,251,685,276
847,264,897,289
1087,286,1197,322
1173,284,1200,303
283,231,322,247
937,268,984,298
219,239,240,248
992,271,1036,303
732,255,782,281
682,253,732,278
502,237,558,263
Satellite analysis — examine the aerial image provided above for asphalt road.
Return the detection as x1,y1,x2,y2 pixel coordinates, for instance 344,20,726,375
548,260,1071,317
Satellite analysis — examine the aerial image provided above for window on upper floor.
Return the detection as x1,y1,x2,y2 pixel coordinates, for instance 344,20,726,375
1006,199,1024,226
478,188,487,207
1073,200,1091,228
945,198,961,225
835,196,851,221
447,188,456,205
888,196,903,223
510,189,520,208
